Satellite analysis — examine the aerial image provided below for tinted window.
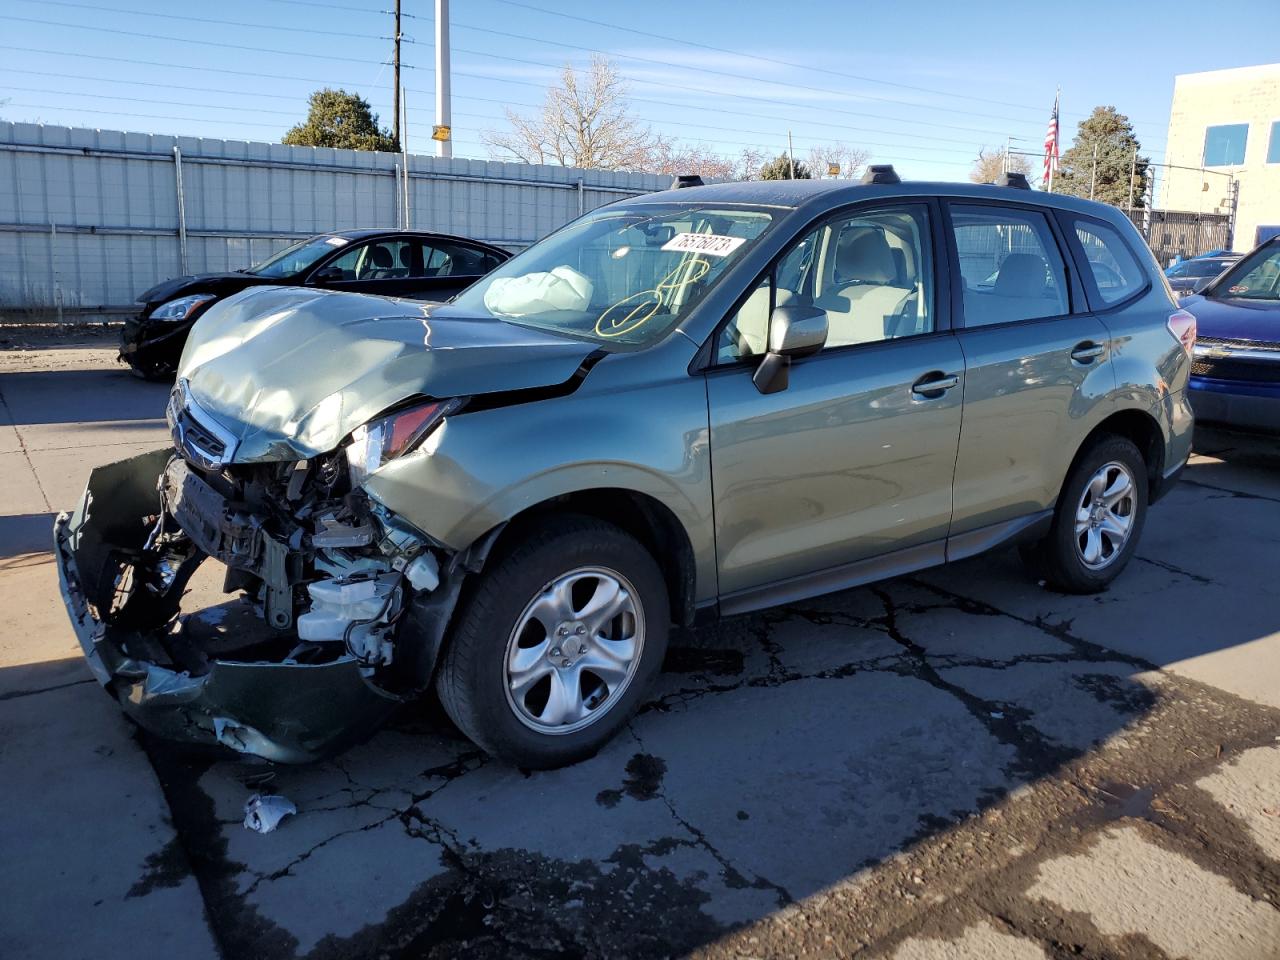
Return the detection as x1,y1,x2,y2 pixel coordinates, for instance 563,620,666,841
1203,123,1248,167
716,204,933,362
950,205,1068,326
1074,220,1146,304
251,235,352,278
424,242,499,278
326,240,418,280
1269,121,1280,165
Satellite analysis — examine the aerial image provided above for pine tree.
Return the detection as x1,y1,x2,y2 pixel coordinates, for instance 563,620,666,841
283,89,398,152
1051,106,1148,208
758,153,812,180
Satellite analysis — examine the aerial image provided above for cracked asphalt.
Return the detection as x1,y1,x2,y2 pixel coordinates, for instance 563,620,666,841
2,343,1278,960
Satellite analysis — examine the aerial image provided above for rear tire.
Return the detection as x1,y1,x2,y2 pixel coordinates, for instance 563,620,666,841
435,516,669,769
1022,435,1147,594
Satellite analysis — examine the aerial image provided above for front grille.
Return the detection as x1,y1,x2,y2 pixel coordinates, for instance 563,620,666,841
1191,358,1280,384
1197,336,1280,352
167,380,237,470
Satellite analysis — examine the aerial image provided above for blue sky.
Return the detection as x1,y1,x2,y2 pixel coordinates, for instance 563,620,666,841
2,0,1278,184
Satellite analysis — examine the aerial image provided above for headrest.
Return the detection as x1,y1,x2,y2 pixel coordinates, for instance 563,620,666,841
370,246,393,268
993,253,1047,298
398,246,413,267
836,227,896,285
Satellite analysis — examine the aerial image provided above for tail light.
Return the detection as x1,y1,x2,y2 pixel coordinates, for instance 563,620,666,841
1167,309,1196,356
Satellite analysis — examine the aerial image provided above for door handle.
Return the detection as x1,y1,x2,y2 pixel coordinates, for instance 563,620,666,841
911,372,960,398
1070,341,1106,363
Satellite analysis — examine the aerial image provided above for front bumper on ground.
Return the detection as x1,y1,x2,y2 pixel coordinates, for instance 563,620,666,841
53,450,400,763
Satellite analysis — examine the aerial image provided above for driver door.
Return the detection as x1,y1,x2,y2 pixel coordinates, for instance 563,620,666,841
705,201,966,608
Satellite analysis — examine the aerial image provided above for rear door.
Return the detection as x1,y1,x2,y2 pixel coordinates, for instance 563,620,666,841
944,201,1113,541
706,200,966,606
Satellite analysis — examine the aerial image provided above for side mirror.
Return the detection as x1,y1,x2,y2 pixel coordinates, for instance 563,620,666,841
752,304,828,395
311,266,344,285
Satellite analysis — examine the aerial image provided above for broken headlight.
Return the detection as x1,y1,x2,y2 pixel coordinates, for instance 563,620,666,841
345,397,466,486
150,293,217,323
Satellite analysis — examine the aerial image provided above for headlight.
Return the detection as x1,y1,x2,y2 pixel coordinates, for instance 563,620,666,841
345,397,467,485
150,293,216,322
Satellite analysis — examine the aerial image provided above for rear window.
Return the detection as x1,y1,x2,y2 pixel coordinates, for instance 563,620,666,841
1073,220,1147,305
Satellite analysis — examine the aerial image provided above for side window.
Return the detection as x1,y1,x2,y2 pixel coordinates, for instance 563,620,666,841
950,205,1069,327
715,204,933,362
424,242,491,278
1073,220,1146,305
715,232,817,363
326,240,415,280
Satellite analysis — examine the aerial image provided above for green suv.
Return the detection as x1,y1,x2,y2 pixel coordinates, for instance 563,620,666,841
55,170,1195,768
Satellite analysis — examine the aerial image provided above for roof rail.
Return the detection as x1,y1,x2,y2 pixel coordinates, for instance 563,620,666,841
861,164,901,185
993,172,1031,190
671,175,704,189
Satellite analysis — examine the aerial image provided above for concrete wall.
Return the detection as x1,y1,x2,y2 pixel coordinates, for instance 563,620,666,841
0,122,671,318
1162,63,1280,252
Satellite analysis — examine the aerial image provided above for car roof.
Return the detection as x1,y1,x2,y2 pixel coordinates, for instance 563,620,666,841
624,178,1131,221
322,228,507,252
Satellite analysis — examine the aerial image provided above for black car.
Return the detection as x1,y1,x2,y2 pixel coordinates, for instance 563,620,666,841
120,229,510,378
1164,255,1240,296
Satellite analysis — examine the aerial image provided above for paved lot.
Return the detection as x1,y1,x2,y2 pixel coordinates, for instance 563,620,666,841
1,345,1278,960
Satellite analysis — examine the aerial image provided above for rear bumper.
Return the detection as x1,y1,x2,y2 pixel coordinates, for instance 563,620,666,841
1189,378,1280,433
53,452,400,763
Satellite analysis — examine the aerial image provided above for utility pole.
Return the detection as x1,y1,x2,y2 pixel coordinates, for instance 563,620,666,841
1088,141,1099,201
392,0,401,150
787,130,795,179
434,0,452,158
1126,147,1137,212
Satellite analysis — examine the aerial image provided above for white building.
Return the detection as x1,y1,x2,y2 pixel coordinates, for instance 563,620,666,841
1162,63,1280,251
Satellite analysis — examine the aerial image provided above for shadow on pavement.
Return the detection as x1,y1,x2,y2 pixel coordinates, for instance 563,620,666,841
0,368,170,426
0,513,57,559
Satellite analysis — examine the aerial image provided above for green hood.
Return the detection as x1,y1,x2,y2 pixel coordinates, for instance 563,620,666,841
177,285,595,462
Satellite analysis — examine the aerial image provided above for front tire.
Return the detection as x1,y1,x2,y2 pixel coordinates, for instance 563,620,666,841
435,516,669,769
1023,435,1148,594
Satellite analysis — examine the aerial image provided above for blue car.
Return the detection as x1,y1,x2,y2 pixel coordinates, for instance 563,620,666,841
1180,236,1280,431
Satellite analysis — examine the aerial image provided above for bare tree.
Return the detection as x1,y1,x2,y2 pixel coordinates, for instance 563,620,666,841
483,56,660,170
807,142,871,179
970,147,1033,184
733,148,769,181
644,140,738,180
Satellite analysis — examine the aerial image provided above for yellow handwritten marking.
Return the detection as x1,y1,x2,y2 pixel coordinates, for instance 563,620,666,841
595,258,712,339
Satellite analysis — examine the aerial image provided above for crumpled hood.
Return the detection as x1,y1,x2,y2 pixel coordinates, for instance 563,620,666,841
177,285,596,462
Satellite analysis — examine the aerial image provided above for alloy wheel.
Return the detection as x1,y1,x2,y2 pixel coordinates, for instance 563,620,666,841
503,566,645,735
1073,460,1137,570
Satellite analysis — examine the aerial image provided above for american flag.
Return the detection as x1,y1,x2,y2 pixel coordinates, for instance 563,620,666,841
1043,92,1060,189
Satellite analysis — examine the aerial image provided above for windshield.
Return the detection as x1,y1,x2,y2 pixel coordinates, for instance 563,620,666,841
1168,259,1231,279
1209,244,1280,300
442,203,775,347
250,235,352,278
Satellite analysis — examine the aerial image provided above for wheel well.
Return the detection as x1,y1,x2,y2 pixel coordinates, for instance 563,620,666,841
1079,409,1166,499
485,489,698,627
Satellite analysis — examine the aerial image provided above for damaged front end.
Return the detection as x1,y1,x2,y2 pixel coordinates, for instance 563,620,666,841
54,423,477,763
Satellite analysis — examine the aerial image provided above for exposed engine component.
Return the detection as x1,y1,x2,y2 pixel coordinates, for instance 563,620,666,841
297,572,403,665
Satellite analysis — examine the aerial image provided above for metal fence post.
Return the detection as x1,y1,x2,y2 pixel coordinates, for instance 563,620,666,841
173,145,188,275
577,177,584,216
50,221,64,323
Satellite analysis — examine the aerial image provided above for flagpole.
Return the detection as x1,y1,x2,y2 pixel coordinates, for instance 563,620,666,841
1047,85,1059,193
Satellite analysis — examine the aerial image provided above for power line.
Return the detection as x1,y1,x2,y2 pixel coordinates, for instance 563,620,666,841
13,0,406,42
0,16,408,66
477,0,1170,130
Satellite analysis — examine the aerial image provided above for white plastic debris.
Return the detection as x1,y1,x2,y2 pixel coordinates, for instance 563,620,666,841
243,794,297,834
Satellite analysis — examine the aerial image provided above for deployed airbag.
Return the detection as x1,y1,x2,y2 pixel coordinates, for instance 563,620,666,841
483,265,593,317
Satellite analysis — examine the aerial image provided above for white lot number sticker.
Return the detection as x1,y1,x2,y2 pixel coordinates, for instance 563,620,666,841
323,236,350,247
661,232,747,257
